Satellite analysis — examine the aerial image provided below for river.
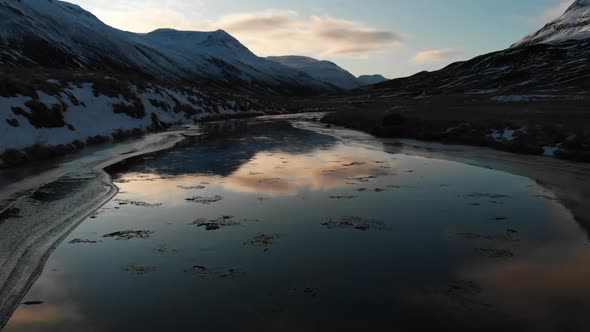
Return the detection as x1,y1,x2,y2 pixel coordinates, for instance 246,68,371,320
3,114,590,331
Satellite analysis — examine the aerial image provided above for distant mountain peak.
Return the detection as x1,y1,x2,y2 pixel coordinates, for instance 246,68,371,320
513,0,590,47
267,55,361,90
357,74,388,86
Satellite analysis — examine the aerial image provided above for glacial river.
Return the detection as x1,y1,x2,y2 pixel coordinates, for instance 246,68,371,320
4,115,590,331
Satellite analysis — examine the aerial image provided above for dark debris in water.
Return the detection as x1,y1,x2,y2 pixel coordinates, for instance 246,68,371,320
114,199,163,207
356,188,387,193
220,268,245,280
321,216,388,231
464,193,510,199
258,178,281,184
103,230,154,240
435,279,493,310
346,176,376,183
329,195,359,199
477,248,515,259
69,238,99,244
22,301,44,306
123,264,156,275
190,216,241,230
386,185,416,189
452,232,519,243
303,287,320,297
185,265,209,278
446,280,483,300
155,244,177,253
342,162,366,167
185,265,244,280
185,195,223,204
244,233,281,251
177,185,206,190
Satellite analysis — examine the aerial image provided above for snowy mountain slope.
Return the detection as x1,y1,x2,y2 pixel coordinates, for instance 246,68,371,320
0,70,284,166
345,38,590,101
513,0,590,47
267,55,361,90
357,74,388,86
0,0,331,92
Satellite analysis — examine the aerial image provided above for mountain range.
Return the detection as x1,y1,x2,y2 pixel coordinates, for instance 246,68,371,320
0,0,342,93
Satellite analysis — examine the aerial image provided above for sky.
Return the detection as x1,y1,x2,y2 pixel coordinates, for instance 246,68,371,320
68,0,575,78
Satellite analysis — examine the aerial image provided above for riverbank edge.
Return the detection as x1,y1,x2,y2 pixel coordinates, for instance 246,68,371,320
319,108,590,163
0,129,189,329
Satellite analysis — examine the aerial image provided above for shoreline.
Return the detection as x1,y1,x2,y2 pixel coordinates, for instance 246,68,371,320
290,114,590,232
0,127,194,329
316,102,590,162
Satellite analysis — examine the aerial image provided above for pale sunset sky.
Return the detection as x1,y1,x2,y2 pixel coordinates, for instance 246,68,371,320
69,0,575,78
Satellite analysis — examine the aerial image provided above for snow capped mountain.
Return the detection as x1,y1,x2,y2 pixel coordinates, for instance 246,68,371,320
267,55,361,90
0,0,331,92
513,0,590,47
357,74,388,86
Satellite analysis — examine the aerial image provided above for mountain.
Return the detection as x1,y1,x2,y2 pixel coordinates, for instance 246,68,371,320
357,74,388,86
340,1,590,101
0,0,331,93
347,39,590,100
513,0,590,47
267,55,361,90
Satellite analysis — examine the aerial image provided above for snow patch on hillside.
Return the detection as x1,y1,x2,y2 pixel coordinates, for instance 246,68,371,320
514,0,590,47
0,81,275,160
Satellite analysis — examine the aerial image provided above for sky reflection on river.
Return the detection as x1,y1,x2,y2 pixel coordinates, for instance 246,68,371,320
5,118,590,332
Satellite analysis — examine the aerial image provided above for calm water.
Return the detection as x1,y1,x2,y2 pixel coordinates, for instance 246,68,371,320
6,117,590,332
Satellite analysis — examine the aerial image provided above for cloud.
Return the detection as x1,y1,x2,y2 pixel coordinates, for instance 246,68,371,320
216,10,298,32
410,48,461,64
208,10,401,57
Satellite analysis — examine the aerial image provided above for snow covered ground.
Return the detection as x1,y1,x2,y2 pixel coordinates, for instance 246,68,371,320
514,0,590,47
0,79,278,165
487,128,527,142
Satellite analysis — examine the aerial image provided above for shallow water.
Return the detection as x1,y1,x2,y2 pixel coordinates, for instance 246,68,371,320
5,117,590,332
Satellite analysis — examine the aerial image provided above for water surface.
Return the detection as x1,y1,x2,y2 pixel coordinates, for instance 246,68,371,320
6,117,590,331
